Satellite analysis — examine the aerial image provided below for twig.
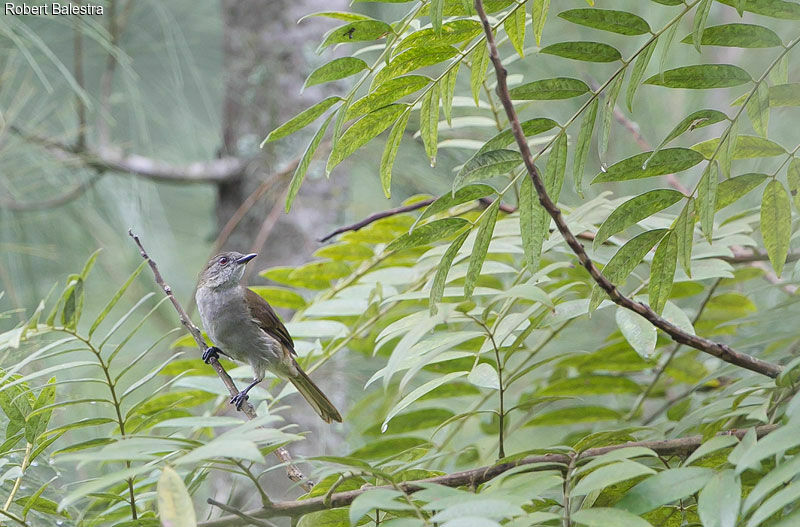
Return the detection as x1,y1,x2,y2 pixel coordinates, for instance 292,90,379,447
12,126,246,184
318,197,514,243
127,230,311,491
0,173,103,211
474,0,781,379
198,424,778,525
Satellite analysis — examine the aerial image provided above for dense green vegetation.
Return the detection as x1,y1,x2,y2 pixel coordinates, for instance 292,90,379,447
2,0,800,526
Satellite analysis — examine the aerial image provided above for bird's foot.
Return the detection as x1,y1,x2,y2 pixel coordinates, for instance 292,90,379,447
202,346,222,364
230,391,249,411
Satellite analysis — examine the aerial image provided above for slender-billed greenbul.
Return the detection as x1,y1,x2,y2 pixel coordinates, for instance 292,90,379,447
196,252,342,423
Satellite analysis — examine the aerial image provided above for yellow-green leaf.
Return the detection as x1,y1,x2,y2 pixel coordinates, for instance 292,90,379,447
649,231,678,315
420,83,440,166
380,109,411,198
157,466,196,527
761,179,791,277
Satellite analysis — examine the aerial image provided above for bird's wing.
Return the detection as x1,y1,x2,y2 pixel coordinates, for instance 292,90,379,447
244,288,296,355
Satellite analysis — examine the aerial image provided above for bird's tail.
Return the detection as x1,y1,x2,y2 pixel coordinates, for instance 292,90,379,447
288,364,342,423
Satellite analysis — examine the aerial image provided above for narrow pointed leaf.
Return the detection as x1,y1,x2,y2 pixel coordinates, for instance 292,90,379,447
454,149,523,191
716,172,768,210
89,260,147,338
682,23,782,48
761,179,791,277
380,110,411,198
746,82,769,137
674,198,695,276
593,148,704,183
157,466,196,527
510,77,589,100
441,63,460,126
616,308,657,358
598,73,624,160
540,41,621,62
346,75,428,120
692,134,785,160
327,104,409,172
465,200,500,299
649,231,677,315
418,184,495,225
644,64,751,89
697,162,719,241
626,38,657,111
430,231,469,314
430,0,444,34
318,20,392,50
262,97,338,145
387,218,469,252
303,57,368,89
692,0,713,53
286,114,333,211
469,43,489,105
558,8,651,35
648,109,728,164
788,159,800,211
505,6,526,57
574,98,598,194
594,189,684,248
420,83,440,166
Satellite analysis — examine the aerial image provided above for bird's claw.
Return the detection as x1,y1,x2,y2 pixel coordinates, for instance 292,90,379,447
230,392,249,411
203,346,222,364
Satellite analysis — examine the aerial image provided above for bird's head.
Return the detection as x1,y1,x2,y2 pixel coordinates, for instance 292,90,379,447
198,252,257,289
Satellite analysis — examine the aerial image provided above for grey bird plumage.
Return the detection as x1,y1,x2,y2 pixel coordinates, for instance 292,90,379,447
195,251,342,423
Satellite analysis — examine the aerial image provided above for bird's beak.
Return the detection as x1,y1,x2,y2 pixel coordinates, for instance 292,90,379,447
236,253,257,265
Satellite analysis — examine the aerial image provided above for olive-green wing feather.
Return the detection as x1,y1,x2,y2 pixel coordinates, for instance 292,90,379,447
244,288,296,355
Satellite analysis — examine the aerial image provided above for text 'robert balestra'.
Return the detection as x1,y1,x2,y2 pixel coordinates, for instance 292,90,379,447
5,3,104,15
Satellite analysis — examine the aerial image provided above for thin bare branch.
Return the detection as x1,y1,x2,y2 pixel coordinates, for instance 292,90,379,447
12,126,246,183
127,230,311,491
0,172,103,211
198,424,778,525
474,0,781,379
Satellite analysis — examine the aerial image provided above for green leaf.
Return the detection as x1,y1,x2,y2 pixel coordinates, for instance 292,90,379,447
592,148,704,183
649,231,678,315
420,83,440,166
746,82,770,137
477,118,558,155
716,172,768,210
430,231,469,314
742,454,800,514
387,218,469,251
697,162,719,241
698,469,740,527
373,46,459,88
465,199,500,299
286,113,333,212
540,41,621,62
594,189,684,248
692,135,786,159
441,64,460,125
598,73,624,160
538,375,641,396
468,362,500,390
674,198,695,276
573,460,656,497
648,109,728,163
418,184,495,225
380,109,411,199
716,0,800,19
89,260,147,338
505,6,526,57
394,20,482,55
520,175,544,270
382,371,468,431
644,64,752,89
430,0,444,34
327,103,409,172
454,149,522,191
318,20,392,49
591,229,668,311
248,286,306,310
747,485,800,527
615,308,657,359
532,0,551,45
303,57,367,89
347,75,428,120
616,467,714,514
545,132,568,202
626,38,657,111
692,0,713,53
558,8,651,35
298,11,374,23
525,406,621,426
298,509,350,527
350,489,410,525
788,159,800,210
261,96,343,148
574,98,599,194
368,408,454,435
658,23,680,81
682,23,783,48
61,276,83,331
157,466,196,527
469,43,489,106
509,77,590,100
761,179,791,277
26,378,55,444
573,508,653,527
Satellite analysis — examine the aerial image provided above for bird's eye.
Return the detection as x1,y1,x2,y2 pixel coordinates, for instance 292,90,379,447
219,257,229,265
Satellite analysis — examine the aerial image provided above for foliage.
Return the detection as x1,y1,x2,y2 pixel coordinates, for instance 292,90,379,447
2,0,800,526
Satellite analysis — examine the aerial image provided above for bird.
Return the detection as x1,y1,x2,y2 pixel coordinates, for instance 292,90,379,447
195,251,342,423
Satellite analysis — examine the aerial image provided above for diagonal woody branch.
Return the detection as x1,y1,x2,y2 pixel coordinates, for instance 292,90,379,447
127,230,311,492
198,424,778,525
473,0,781,379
